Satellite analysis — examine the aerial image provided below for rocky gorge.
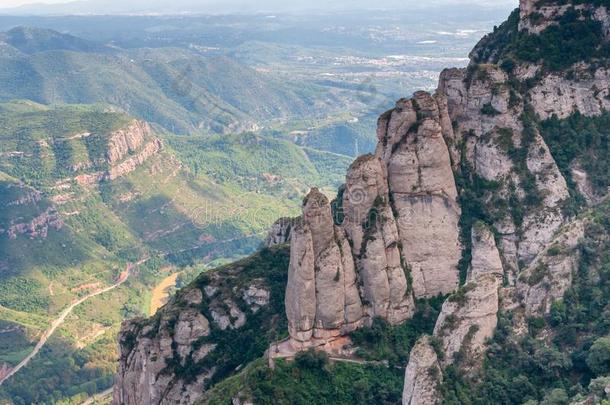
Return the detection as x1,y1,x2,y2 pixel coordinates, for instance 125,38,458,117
113,0,610,403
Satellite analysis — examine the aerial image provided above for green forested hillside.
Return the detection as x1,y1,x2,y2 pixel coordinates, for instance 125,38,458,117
0,101,351,404
0,28,353,136
0,26,109,55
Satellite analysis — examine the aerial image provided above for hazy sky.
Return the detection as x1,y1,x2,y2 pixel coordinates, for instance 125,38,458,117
0,0,518,9
0,0,71,6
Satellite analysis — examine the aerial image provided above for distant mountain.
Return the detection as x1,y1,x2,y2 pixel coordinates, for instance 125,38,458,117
0,26,109,54
0,27,354,135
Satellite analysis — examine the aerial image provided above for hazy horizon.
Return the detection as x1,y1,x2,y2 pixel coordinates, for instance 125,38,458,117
0,0,519,15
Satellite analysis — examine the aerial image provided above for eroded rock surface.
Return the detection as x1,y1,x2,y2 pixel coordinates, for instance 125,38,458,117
72,120,163,186
434,225,503,367
285,189,364,348
403,224,503,402
114,248,287,405
517,220,586,316
263,217,294,248
402,336,442,405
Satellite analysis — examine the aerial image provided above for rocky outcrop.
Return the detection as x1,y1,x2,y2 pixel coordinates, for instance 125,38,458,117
342,155,413,321
285,189,364,348
107,121,150,165
519,0,610,37
377,92,462,298
115,1,610,404
114,291,210,405
69,120,163,186
114,248,287,405
403,224,503,401
517,219,586,316
528,67,610,120
107,138,163,180
1,207,63,239
285,89,465,349
263,217,294,248
437,61,571,276
433,225,503,367
402,336,442,405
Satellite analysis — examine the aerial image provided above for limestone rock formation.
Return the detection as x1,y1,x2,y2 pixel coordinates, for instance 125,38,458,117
285,189,364,348
377,92,462,298
263,217,294,247
342,155,413,321
402,225,503,403
519,0,610,37
114,309,212,405
115,1,610,403
402,336,442,405
107,121,150,164
433,225,503,367
285,89,467,348
73,120,163,186
113,251,283,405
517,219,586,316
0,206,63,240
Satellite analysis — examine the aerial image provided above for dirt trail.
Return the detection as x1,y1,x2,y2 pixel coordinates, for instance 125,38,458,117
81,387,114,405
0,265,132,386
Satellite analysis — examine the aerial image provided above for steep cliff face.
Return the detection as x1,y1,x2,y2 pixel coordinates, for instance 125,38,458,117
401,0,610,402
0,183,64,240
114,290,212,405
517,219,586,316
283,91,465,347
115,1,610,403
74,120,163,186
403,224,504,404
402,336,442,405
432,225,503,368
376,92,462,298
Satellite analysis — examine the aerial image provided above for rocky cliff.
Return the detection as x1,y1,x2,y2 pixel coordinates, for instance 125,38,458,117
403,224,503,405
114,1,610,403
400,0,610,401
73,120,163,186
114,247,290,405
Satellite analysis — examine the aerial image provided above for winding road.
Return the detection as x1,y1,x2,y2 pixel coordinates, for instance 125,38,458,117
0,264,132,387
81,387,114,405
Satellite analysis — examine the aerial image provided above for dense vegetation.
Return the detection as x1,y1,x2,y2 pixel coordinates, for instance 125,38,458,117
473,6,610,71
0,28,346,136
0,100,339,403
513,8,610,71
166,132,350,194
202,356,404,405
540,111,610,196
200,297,447,404
132,247,291,391
350,296,445,367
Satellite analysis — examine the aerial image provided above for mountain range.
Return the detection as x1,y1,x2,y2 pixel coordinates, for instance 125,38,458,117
0,27,361,136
